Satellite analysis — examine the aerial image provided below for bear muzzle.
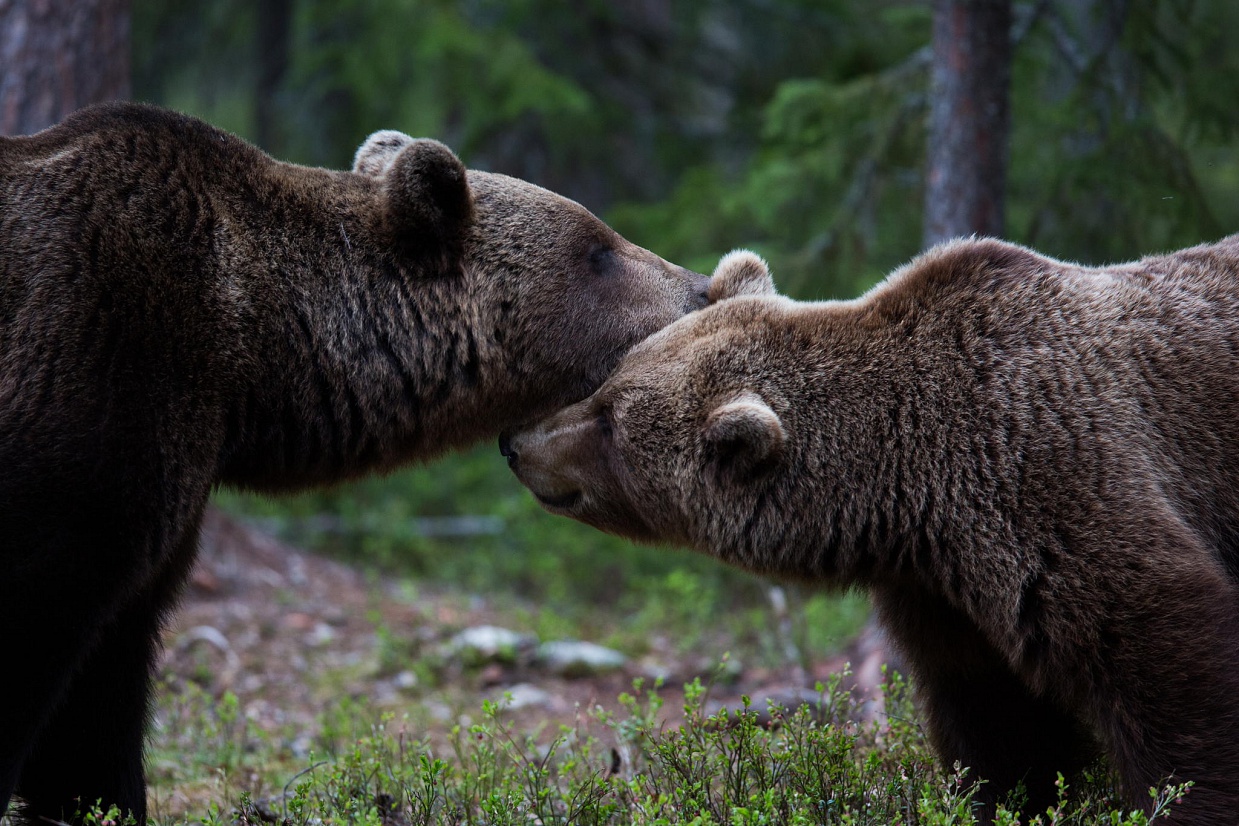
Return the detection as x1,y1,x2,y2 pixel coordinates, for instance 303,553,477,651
500,425,590,512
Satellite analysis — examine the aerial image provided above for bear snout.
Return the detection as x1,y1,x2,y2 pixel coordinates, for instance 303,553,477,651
498,432,518,468
501,427,587,512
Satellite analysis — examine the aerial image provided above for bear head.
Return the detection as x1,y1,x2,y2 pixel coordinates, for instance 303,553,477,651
501,251,806,573
351,131,712,437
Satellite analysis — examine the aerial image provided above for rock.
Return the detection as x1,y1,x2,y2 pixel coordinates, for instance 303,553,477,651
369,681,400,705
290,733,315,759
307,621,336,647
496,683,552,711
445,625,538,666
536,640,627,678
636,657,677,684
704,686,849,729
425,701,453,722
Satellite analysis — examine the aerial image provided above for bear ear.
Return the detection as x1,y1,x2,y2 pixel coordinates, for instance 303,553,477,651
704,392,785,482
708,250,776,304
353,130,416,177
378,138,475,263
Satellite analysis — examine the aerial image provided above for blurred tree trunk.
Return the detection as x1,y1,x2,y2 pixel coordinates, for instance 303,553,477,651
255,0,292,152
0,0,131,136
923,0,1012,247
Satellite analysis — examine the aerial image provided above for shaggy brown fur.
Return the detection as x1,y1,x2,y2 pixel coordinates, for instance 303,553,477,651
0,102,707,824
506,240,1239,822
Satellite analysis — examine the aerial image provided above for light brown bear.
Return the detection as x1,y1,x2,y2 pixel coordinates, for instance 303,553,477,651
504,240,1239,822
0,102,708,825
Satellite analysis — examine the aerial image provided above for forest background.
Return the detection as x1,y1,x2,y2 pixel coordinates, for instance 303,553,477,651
7,0,1239,665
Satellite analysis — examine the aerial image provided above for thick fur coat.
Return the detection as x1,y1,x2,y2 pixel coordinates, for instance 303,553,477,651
0,102,707,824
506,239,1239,822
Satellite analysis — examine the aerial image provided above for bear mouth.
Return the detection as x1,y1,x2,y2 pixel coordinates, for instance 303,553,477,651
535,489,582,510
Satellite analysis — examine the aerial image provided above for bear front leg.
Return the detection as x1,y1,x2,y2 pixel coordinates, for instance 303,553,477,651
14,611,155,826
1087,565,1239,825
871,583,1099,820
0,528,140,824
911,655,1097,818
14,523,203,826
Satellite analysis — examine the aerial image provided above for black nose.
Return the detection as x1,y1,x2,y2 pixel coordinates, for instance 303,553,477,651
498,433,518,468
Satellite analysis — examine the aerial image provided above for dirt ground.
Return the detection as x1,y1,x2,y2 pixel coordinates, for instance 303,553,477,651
165,508,662,738
153,507,887,814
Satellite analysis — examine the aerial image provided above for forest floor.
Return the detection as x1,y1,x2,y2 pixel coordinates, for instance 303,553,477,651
148,509,886,820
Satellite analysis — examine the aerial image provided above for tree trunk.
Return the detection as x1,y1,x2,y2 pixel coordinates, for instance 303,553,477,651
0,0,131,136
923,0,1012,247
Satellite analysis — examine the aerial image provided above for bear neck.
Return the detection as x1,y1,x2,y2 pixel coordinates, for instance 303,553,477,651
217,234,520,492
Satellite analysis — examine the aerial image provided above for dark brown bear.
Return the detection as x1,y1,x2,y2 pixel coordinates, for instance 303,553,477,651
505,242,1239,822
0,102,708,824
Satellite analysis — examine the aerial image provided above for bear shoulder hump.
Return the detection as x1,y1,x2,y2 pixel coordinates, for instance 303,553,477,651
882,237,1050,305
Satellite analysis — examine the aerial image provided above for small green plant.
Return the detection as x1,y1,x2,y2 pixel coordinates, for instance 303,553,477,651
80,801,138,826
148,681,263,785
137,665,1190,826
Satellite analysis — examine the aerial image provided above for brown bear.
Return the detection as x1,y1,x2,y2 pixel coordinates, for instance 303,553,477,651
504,241,1239,822
0,101,708,825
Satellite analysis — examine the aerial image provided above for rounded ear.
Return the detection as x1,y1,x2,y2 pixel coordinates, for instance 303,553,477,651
704,392,785,482
353,130,416,177
708,250,776,304
380,138,474,265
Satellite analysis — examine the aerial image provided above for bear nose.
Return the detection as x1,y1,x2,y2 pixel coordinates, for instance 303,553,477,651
498,433,518,468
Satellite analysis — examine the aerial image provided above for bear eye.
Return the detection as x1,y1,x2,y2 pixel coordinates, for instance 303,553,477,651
588,245,616,275
596,409,613,439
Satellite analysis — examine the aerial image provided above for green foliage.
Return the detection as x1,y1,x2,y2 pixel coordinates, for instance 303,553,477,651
616,1,1239,299
136,0,591,169
149,683,267,784
609,3,932,298
627,676,935,823
1003,0,1239,263
142,670,1188,825
53,802,140,826
288,0,592,166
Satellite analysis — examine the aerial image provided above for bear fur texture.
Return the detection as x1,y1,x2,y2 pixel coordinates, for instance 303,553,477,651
506,239,1239,822
0,102,708,824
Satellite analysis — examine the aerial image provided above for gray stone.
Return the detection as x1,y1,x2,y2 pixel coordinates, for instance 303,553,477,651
445,625,538,666
536,640,627,678
497,683,553,710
